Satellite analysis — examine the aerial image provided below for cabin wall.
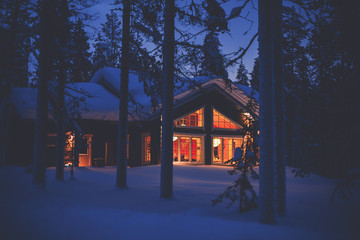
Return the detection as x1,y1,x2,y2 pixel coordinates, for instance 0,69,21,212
150,119,161,165
7,118,35,166
128,125,142,167
170,91,247,165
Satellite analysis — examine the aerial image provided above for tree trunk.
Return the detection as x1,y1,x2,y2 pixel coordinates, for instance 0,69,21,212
272,0,286,217
0,89,10,166
55,0,68,181
116,0,131,188
160,0,175,199
0,49,10,167
56,54,65,180
33,0,53,188
0,2,20,166
258,0,276,224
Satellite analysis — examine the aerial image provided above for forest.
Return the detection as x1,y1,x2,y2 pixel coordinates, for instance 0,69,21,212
0,0,359,230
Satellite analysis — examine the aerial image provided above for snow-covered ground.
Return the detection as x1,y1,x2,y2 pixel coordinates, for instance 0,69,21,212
0,165,358,240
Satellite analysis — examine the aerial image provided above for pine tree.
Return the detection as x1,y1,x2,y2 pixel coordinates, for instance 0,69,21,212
127,0,164,109
200,0,228,80
101,10,122,68
70,18,92,82
236,60,249,86
201,32,228,79
0,0,33,88
306,0,360,178
92,32,108,73
282,5,310,171
212,96,259,213
250,57,259,91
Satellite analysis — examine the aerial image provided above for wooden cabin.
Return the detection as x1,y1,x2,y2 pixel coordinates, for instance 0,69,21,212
6,67,258,168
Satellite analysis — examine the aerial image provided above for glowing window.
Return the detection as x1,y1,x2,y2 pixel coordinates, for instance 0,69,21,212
173,136,202,163
174,108,204,127
213,109,240,129
144,136,151,163
213,137,244,164
191,137,202,162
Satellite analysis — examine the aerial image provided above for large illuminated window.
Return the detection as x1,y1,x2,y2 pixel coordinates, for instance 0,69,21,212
173,136,202,162
213,137,243,164
174,108,204,127
213,109,241,129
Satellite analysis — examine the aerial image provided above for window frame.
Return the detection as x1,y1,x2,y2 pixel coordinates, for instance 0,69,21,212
173,134,205,164
174,107,205,129
212,107,243,130
211,136,244,165
142,133,151,165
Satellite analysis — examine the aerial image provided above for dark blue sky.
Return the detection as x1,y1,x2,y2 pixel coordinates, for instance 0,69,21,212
85,0,259,81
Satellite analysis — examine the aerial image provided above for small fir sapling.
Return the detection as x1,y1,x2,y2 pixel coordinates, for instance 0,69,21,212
212,94,259,213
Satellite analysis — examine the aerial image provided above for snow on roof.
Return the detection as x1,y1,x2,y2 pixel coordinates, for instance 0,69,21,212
170,78,259,116
90,68,259,117
234,83,259,103
10,69,258,122
65,82,120,121
10,83,121,121
173,75,216,96
90,67,154,119
10,82,122,121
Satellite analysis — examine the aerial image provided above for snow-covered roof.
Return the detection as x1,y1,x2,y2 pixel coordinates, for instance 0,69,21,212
90,67,154,120
10,68,258,122
10,82,121,121
169,78,259,117
65,82,120,121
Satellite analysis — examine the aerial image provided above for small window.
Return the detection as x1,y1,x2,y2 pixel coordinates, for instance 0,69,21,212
144,136,151,163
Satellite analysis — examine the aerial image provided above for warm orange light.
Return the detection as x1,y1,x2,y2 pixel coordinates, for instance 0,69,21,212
213,109,240,129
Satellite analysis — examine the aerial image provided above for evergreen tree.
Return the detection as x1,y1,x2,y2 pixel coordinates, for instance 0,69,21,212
0,0,33,88
130,0,164,104
101,10,122,67
236,60,249,86
200,0,228,80
212,96,259,213
70,18,92,82
282,5,310,171
92,32,108,73
305,0,360,178
201,32,228,79
250,57,259,91
278,0,360,204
